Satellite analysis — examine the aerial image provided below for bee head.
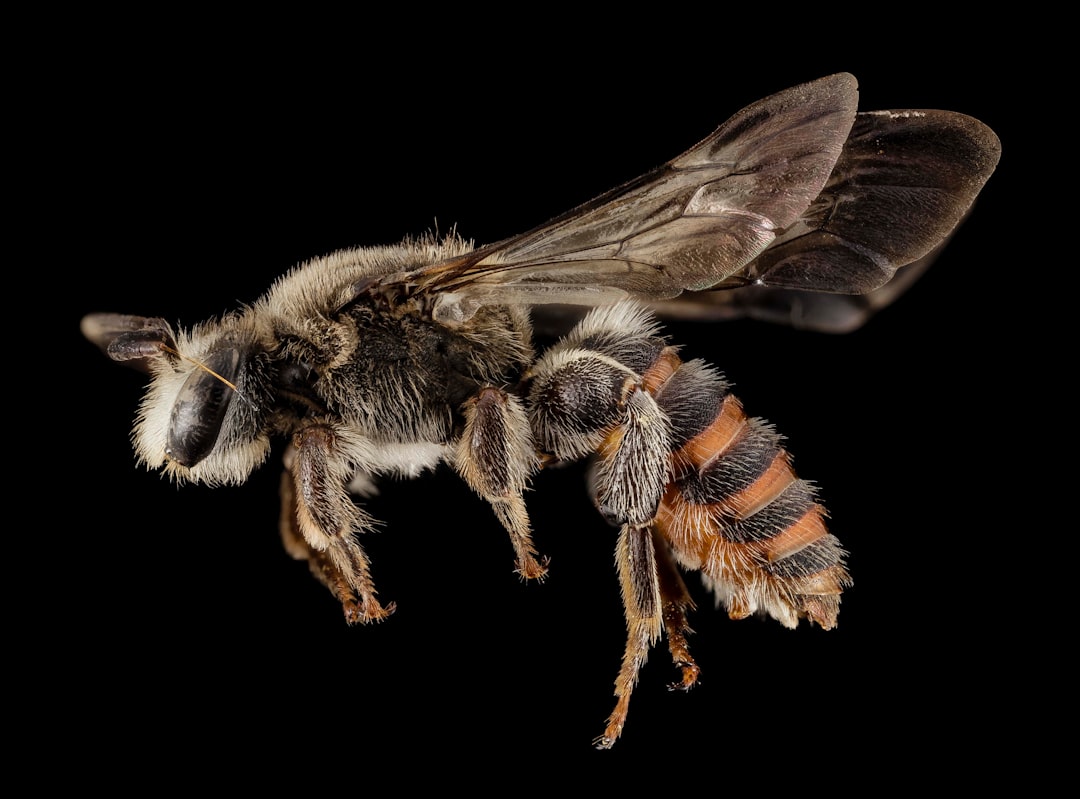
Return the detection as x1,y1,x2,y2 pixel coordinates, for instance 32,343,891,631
82,312,273,485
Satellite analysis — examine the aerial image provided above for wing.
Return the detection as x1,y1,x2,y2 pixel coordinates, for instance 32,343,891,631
648,106,1002,331
372,73,1000,330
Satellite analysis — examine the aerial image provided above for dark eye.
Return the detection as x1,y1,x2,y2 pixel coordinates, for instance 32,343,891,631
166,347,245,468
278,359,318,390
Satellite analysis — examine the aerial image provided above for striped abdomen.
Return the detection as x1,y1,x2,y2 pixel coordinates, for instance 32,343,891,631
527,303,851,630
644,348,851,629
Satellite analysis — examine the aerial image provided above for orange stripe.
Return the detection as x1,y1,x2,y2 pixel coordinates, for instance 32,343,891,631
657,472,826,562
674,394,746,470
640,346,682,394
761,505,829,562
714,452,796,519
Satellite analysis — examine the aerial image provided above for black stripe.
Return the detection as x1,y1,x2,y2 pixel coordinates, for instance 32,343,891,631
677,419,782,507
763,535,847,580
653,365,732,448
718,480,819,543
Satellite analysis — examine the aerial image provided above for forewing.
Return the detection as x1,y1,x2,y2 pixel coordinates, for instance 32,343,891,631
402,73,860,321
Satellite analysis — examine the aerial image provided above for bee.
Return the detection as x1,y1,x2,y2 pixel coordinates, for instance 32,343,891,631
81,73,1000,748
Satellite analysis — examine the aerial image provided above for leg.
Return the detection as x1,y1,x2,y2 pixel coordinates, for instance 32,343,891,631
456,387,547,579
284,425,394,624
654,531,700,691
281,464,340,590
596,522,662,749
526,320,678,747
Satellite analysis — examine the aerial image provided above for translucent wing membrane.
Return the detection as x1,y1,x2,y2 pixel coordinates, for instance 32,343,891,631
386,73,999,331
736,107,1002,293
469,73,858,290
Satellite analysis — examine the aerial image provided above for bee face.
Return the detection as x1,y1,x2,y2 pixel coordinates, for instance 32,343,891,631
95,313,276,486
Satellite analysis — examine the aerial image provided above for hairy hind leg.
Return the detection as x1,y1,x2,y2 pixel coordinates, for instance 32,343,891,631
654,533,700,692
596,523,700,749
595,522,662,750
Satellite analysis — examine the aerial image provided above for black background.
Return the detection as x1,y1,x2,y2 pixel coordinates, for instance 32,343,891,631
48,20,1025,773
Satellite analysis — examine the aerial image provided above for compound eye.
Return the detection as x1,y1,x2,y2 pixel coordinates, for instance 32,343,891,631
278,359,318,390
166,347,244,467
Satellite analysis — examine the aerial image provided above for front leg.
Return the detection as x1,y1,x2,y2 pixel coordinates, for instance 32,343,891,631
280,424,394,624
455,387,547,580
